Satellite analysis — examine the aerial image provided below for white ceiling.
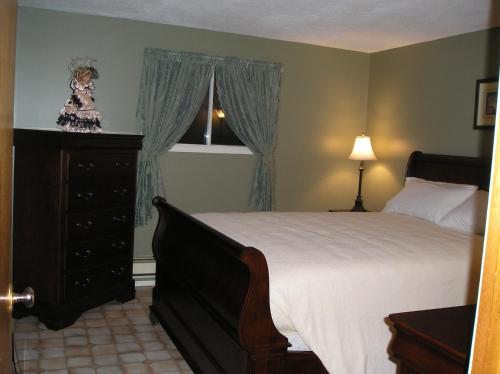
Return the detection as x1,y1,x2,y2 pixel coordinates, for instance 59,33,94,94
18,0,500,53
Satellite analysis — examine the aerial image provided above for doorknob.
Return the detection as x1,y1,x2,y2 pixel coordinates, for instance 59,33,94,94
13,287,35,308
0,287,35,309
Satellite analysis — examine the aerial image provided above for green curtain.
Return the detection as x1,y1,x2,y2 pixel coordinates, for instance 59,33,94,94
135,48,214,226
216,58,283,210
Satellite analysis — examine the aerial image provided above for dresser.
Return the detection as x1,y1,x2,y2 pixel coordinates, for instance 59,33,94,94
13,129,143,330
388,305,475,373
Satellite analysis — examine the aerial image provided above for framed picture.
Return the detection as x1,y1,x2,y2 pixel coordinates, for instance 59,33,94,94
474,77,498,129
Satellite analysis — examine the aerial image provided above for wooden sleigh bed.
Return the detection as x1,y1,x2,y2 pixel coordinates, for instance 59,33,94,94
148,151,491,374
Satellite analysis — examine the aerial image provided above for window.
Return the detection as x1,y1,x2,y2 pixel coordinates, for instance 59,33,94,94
172,74,251,154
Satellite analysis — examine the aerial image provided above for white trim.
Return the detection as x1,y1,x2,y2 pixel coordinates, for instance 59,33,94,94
133,258,156,287
170,143,253,154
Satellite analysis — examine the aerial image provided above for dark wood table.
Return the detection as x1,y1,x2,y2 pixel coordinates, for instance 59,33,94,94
388,305,476,374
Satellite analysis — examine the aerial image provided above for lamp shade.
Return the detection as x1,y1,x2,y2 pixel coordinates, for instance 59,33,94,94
349,133,377,161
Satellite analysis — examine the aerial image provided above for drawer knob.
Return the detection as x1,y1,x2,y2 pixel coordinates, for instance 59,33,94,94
77,161,96,171
113,161,130,169
76,192,94,200
112,215,128,223
74,277,91,288
74,249,92,258
110,267,125,276
112,188,129,196
75,220,93,231
111,241,127,250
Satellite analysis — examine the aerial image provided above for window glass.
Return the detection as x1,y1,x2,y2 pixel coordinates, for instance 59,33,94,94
178,90,209,145
178,74,243,147
211,85,243,146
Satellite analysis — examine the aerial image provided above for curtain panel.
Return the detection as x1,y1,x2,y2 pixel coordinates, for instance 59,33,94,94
135,48,282,226
135,48,214,226
216,58,282,210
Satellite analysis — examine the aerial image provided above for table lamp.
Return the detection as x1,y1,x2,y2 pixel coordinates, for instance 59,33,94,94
349,132,376,212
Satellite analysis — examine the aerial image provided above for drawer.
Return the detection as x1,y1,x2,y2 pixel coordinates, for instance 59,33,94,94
66,151,136,180
66,234,132,270
66,208,133,241
65,260,132,301
66,178,135,211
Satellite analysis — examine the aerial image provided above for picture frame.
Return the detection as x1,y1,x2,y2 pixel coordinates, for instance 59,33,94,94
474,77,498,129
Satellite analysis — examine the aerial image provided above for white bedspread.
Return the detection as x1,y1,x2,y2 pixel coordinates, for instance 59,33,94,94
193,212,483,374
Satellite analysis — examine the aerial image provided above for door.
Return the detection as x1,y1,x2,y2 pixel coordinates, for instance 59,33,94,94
0,0,17,373
470,76,500,372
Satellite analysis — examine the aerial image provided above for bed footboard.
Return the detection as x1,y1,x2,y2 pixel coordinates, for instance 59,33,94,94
150,197,289,373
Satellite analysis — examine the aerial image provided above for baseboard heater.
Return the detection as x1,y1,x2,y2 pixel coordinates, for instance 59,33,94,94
133,257,156,287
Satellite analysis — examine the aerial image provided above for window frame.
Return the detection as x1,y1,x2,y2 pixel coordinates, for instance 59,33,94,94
169,143,252,154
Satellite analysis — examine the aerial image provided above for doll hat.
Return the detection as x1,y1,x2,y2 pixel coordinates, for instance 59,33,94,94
68,57,99,79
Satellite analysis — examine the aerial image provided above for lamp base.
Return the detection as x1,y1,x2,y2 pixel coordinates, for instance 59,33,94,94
352,161,367,212
351,198,366,212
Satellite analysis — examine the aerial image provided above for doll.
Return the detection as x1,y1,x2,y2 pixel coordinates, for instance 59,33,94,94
57,57,102,133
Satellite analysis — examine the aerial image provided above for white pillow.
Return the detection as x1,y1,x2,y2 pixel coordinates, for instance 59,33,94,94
405,177,428,185
383,179,477,223
437,190,489,234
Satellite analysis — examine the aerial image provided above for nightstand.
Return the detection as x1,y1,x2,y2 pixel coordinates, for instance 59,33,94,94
388,305,475,373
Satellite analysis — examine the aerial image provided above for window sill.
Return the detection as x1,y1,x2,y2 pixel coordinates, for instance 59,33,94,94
170,143,253,155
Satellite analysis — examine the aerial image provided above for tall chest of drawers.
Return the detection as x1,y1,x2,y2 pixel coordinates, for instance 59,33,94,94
13,129,143,330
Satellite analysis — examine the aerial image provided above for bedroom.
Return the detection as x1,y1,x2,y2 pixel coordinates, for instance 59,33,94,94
1,0,500,373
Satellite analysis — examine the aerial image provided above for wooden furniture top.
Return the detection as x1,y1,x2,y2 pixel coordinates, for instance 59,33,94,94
14,128,143,149
389,305,476,366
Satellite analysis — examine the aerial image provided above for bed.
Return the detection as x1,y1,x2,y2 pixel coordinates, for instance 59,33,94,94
148,151,491,373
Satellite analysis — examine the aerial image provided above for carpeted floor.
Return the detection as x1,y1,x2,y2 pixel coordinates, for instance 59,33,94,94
13,286,192,374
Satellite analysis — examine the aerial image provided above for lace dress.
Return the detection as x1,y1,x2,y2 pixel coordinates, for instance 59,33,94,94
57,79,102,133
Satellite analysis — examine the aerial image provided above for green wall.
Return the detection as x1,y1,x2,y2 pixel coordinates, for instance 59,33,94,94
14,8,500,258
365,28,500,210
14,7,371,257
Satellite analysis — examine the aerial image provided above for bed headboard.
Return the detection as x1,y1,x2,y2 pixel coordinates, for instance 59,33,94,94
406,151,491,190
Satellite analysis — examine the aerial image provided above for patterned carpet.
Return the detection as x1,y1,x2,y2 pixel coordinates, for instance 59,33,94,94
13,287,192,374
